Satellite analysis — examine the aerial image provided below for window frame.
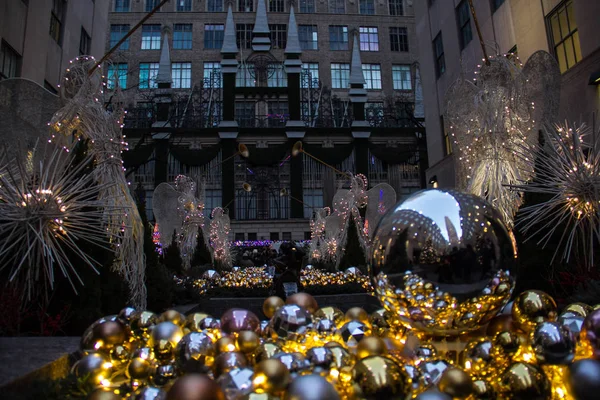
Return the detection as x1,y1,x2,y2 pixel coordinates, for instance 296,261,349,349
389,0,403,16
171,62,192,89
359,26,379,52
301,62,319,88
79,27,91,56
207,0,223,12
107,63,128,90
269,24,287,49
329,25,349,51
298,25,318,50
236,23,254,50
141,25,161,50
433,32,445,78
362,64,382,90
389,27,409,52
238,0,253,12
146,0,161,12
299,0,315,13
203,62,222,88
0,40,21,79
204,24,224,49
114,0,130,12
392,64,412,90
456,0,473,50
110,24,130,50
330,63,350,89
329,0,345,14
359,0,375,15
173,23,193,50
176,0,192,11
547,0,582,73
269,0,284,12
138,62,160,89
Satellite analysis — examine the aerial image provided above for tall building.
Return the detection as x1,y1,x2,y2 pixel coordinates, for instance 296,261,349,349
109,0,426,241
0,0,110,92
415,0,600,188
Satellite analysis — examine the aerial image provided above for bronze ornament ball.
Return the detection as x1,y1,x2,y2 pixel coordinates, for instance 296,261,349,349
252,359,291,394
159,310,185,326
214,352,248,377
356,337,388,359
175,332,216,373
284,374,340,400
263,296,285,319
286,293,319,314
92,320,126,349
371,189,517,336
149,322,184,360
438,367,474,399
127,356,155,380
88,389,121,400
345,307,370,326
512,290,558,333
352,355,406,398
215,337,238,354
497,362,550,399
167,374,225,400
72,353,113,385
184,313,212,333
221,308,261,334
237,330,261,354
314,306,345,328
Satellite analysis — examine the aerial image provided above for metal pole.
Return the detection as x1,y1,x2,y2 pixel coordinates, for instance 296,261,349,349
467,0,490,66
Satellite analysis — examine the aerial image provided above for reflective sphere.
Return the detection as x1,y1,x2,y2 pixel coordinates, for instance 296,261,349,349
154,364,177,386
558,314,585,338
149,322,184,361
221,308,261,334
314,307,345,328
371,189,517,336
203,270,221,280
532,321,575,364
512,290,557,333
217,367,254,400
353,356,406,398
306,347,334,369
284,374,340,400
567,359,600,400
498,362,550,399
272,352,309,373
214,352,248,378
418,359,451,386
184,313,212,333
582,309,600,358
268,304,312,340
459,339,494,378
175,332,215,373
339,320,371,348
135,386,167,400
438,368,474,399
167,374,225,400
72,353,113,385
252,359,291,394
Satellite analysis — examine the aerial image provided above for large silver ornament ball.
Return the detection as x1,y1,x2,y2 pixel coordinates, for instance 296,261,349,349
371,189,517,336
532,321,575,365
284,374,341,400
268,304,312,340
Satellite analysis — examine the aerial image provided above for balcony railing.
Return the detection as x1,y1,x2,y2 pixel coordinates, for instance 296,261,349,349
236,114,289,128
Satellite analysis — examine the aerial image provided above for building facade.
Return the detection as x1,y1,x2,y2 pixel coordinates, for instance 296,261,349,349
0,0,109,92
109,0,426,241
415,0,600,188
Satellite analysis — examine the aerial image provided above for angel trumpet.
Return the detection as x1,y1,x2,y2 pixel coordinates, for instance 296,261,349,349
291,141,350,178
221,143,250,164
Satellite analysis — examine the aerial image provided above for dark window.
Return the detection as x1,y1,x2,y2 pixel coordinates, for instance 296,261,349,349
491,0,505,12
269,0,284,12
456,0,473,50
304,231,312,240
50,0,65,44
176,0,192,11
146,0,161,12
79,27,91,55
389,27,408,52
389,0,403,15
269,24,287,49
547,0,582,73
329,0,345,14
282,232,292,241
433,32,445,77
110,25,130,50
207,0,223,12
248,232,257,241
236,24,254,49
300,0,315,13
141,25,161,50
114,0,129,12
0,41,21,79
270,232,280,241
235,232,245,241
359,0,375,15
441,115,452,155
238,0,253,12
299,25,318,50
204,25,224,49
329,25,348,51
174,24,193,49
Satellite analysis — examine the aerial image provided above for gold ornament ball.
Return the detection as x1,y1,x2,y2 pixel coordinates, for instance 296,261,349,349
167,374,226,400
472,379,495,398
242,393,277,400
353,355,406,398
252,359,291,394
498,362,550,399
356,337,388,359
345,307,370,325
459,338,494,379
216,337,238,354
314,307,346,328
438,368,474,399
149,322,184,360
486,314,515,337
127,356,154,380
160,310,186,326
88,389,121,400
491,331,525,362
256,342,282,363
92,320,126,349
131,311,158,336
184,313,212,333
72,353,113,385
237,331,261,354
562,302,592,318
263,296,285,319
286,293,319,314
512,290,557,333
214,352,248,378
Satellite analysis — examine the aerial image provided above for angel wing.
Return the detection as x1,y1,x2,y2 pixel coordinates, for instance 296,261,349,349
152,182,183,247
365,183,397,239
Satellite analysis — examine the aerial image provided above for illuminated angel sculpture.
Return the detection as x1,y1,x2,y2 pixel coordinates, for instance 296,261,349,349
209,207,232,269
153,175,210,269
308,207,330,262
445,51,561,227
47,57,147,308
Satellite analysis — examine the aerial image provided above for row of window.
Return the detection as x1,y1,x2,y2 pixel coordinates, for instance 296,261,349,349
110,23,409,52
107,62,413,91
114,0,405,15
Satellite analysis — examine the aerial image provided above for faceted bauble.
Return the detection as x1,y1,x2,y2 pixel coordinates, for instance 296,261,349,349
371,189,517,336
268,304,312,340
221,309,261,334
175,332,215,373
217,367,254,400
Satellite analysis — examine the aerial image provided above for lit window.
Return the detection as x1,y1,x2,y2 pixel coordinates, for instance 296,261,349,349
110,25,130,50
238,0,253,12
433,32,445,77
236,64,255,87
329,0,345,14
389,0,403,15
173,24,193,49
359,0,375,15
0,41,21,79
362,64,381,89
139,62,159,89
172,62,192,89
329,25,348,51
392,65,411,90
299,0,315,13
176,0,192,11
204,24,224,49
269,0,284,12
268,64,287,87
301,63,319,88
359,27,379,51
299,25,318,50
107,63,128,89
331,63,349,89
547,0,582,73
236,24,254,49
389,27,408,52
207,0,223,12
114,0,130,12
270,24,287,49
203,62,222,88
456,0,473,50
141,25,161,50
